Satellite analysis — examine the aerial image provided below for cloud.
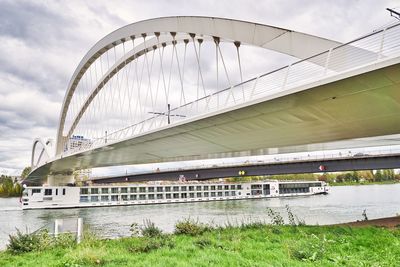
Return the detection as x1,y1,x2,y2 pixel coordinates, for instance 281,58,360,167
0,0,398,173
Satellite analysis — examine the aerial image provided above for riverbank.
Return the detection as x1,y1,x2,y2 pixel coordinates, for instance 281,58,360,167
1,223,399,266
329,180,399,186
339,215,400,228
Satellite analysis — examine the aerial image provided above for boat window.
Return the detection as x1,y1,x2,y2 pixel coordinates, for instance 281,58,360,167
231,191,236,196
189,186,194,191
189,193,195,198
63,188,66,195
32,188,41,194
173,186,179,191
172,193,179,199
204,192,209,197
230,185,235,190
121,188,128,194
237,185,242,190
166,194,172,199
101,196,109,202
80,188,89,195
181,186,187,191
197,192,202,197
224,185,229,190
157,187,163,192
80,196,89,202
196,186,202,191
101,188,109,194
139,195,146,200
203,186,209,191
44,189,52,196
165,187,171,192
111,188,118,193
148,187,155,192
91,188,99,194
217,185,223,190
139,187,146,193
111,195,118,201
218,192,223,197
211,192,216,197
121,195,128,201
56,189,58,195
157,194,163,199
91,196,99,202
211,186,216,190
181,193,187,198
130,187,137,193
148,194,155,200
225,191,229,196
130,195,137,200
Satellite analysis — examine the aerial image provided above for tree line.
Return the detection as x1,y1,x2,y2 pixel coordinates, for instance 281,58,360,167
0,167,30,197
0,175,23,197
227,169,400,184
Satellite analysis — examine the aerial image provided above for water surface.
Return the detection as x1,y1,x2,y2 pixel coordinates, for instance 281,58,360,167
1,184,399,249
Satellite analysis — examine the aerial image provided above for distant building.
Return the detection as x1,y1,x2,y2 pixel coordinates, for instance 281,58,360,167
64,135,92,152
74,168,92,184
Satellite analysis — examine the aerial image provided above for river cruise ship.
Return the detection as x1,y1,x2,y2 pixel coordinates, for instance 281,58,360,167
21,180,328,210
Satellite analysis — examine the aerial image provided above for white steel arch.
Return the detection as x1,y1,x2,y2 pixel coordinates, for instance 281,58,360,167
56,16,343,154
31,138,53,169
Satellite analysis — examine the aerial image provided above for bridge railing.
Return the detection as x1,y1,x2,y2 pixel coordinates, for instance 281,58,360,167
65,22,400,155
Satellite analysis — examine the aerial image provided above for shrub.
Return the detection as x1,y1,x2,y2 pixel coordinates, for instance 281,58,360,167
6,228,56,254
130,222,140,237
286,205,296,226
266,207,284,225
174,218,211,236
285,205,305,226
54,233,76,248
7,227,78,254
141,219,163,238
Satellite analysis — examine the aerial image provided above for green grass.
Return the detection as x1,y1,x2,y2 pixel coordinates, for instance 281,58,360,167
1,225,399,266
330,180,399,186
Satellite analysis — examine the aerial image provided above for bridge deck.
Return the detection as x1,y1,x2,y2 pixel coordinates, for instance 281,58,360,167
28,57,400,182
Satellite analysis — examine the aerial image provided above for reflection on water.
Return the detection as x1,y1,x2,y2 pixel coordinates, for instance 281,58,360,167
1,184,400,249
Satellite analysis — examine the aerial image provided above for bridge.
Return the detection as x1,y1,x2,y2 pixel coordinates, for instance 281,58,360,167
91,153,400,183
28,17,400,185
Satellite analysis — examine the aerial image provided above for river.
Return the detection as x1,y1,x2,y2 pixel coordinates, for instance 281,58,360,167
1,184,399,250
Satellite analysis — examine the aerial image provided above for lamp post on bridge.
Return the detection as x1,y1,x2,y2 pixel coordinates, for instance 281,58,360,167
149,104,186,124
387,8,400,20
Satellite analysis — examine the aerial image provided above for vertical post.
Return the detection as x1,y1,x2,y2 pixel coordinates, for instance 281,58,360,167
282,64,291,90
77,218,83,244
324,48,333,76
54,219,60,238
167,104,171,125
250,76,260,99
378,29,386,60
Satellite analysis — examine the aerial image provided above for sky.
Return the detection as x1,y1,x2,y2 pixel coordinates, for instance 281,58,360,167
0,0,399,176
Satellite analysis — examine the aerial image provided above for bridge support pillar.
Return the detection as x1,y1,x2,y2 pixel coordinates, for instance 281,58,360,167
47,174,74,186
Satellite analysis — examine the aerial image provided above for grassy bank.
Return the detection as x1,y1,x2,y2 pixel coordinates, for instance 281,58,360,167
1,224,399,266
330,180,399,186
